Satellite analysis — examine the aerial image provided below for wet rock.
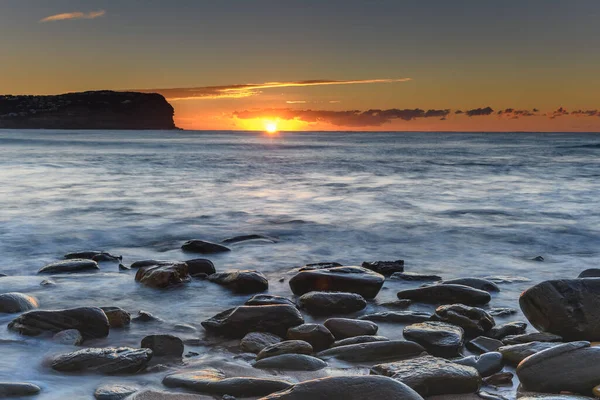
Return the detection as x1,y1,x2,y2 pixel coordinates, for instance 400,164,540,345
0,382,41,397
466,336,503,353
437,278,500,293
403,321,464,357
359,311,432,324
65,251,122,262
53,329,83,345
532,256,545,262
286,323,335,351
520,279,600,341
135,262,190,288
185,259,216,276
498,341,560,366
432,304,495,336
298,291,366,315
289,266,385,299
361,260,405,276
182,240,231,254
454,352,503,377
391,272,442,282
101,307,131,328
125,390,213,399
518,394,593,400
332,335,389,347
516,341,600,395
240,332,283,353
256,340,313,361
163,368,291,397
174,324,197,333
258,375,423,400
324,318,378,339
484,275,530,283
38,259,99,274
397,284,491,306
222,234,277,244
119,264,130,271
8,306,109,339
578,268,600,278
379,299,412,309
202,305,304,338
318,339,425,362
246,294,296,307
0,292,39,313
254,354,327,371
51,347,152,374
489,308,518,317
502,332,562,345
129,260,173,269
483,372,513,386
94,383,139,400
40,279,56,286
132,310,160,323
141,334,184,357
372,355,481,396
300,262,343,270
487,322,527,340
208,270,268,294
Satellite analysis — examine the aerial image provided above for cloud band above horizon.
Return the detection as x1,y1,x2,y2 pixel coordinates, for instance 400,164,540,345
40,10,106,22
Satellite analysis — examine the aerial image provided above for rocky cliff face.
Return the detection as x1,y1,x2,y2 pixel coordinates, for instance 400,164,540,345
0,91,177,130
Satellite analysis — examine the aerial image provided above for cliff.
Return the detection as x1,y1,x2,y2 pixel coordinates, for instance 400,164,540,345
0,91,178,130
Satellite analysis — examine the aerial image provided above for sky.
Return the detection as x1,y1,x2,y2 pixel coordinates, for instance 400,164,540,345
1,0,599,132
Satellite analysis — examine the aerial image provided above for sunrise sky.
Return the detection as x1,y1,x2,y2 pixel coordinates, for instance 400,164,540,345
1,0,599,132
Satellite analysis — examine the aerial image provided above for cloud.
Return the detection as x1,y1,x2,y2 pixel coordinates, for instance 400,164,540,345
465,107,494,117
547,107,569,119
571,109,599,117
497,108,538,119
40,10,106,22
133,78,411,101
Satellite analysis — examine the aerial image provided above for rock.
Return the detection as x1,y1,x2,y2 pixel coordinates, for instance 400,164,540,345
432,304,495,336
0,292,39,313
516,341,600,395
289,266,385,299
483,372,513,386
182,240,231,254
202,305,304,338
498,341,560,365
65,251,122,262
141,334,184,357
324,318,378,339
40,279,55,286
332,335,389,347
173,324,197,333
256,340,313,360
8,306,109,339
489,308,518,317
222,234,277,244
132,310,159,322
287,323,335,351
520,279,600,341
240,332,283,353
135,262,190,288
185,259,216,276
437,278,500,293
254,354,327,371
301,262,343,270
454,352,503,377
361,260,405,276
124,390,213,399
484,276,530,283
397,284,491,306
532,256,545,262
403,321,464,357
163,369,291,397
245,295,296,307
298,291,366,315
502,332,562,345
372,355,481,396
379,299,412,309
208,270,268,294
466,336,503,353
94,384,139,400
359,311,432,324
578,269,600,278
101,307,131,328
53,329,83,345
317,340,425,362
129,260,173,269
487,322,527,340
0,382,41,397
51,347,152,374
38,259,99,274
119,264,130,271
518,394,594,400
258,375,424,400
391,272,442,282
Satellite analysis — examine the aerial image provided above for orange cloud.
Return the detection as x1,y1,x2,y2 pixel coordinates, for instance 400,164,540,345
40,10,106,22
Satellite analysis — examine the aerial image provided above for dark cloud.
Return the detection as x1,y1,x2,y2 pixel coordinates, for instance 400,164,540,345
465,106,494,117
497,108,537,119
571,109,599,117
547,107,569,119
455,110,464,114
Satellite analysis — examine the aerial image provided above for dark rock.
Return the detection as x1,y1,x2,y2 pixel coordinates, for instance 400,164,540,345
256,340,313,360
371,355,481,396
94,383,139,400
101,307,131,328
119,264,130,271
518,394,593,400
53,329,83,345
258,375,423,400
298,291,366,315
182,240,231,254
359,311,432,324
489,308,518,317
129,260,173,269
498,341,560,366
437,278,500,293
484,275,530,283
361,260,405,276
51,347,152,374
391,272,442,282
208,271,268,294
132,310,160,323
578,269,600,278
324,318,378,339
8,307,109,339
300,262,343,270
185,259,216,276
466,336,504,353
163,368,292,397
125,390,212,399
483,372,513,386
40,279,56,286
397,284,491,306
286,324,334,351
202,305,304,338
455,352,503,377
0,292,39,313
141,334,184,357
0,383,41,397
432,304,495,336
38,259,99,274
64,251,121,262
502,332,562,345
135,262,190,288
222,234,277,244
240,332,283,353
403,321,464,357
317,340,425,362
246,295,296,308
254,354,327,371
173,324,197,333
289,266,385,299
332,335,389,347
532,256,545,262
185,352,200,358
487,322,527,340
379,299,412,309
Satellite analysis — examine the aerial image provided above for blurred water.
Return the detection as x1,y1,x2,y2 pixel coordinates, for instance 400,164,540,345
0,130,599,398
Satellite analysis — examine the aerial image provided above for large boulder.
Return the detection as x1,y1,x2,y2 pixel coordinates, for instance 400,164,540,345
181,240,230,254
202,305,304,338
141,334,184,357
100,307,131,328
65,251,121,262
298,291,366,315
258,375,424,400
498,341,560,366
289,266,384,299
397,284,491,306
8,307,110,339
287,323,335,351
253,354,327,371
246,295,296,307
0,292,39,313
208,270,268,294
437,278,500,293
317,340,425,363
135,262,190,288
403,321,464,357
361,260,405,276
240,332,283,353
185,259,216,276
38,259,99,274
519,279,600,341
432,304,495,336
256,340,313,361
51,347,152,374
324,318,378,339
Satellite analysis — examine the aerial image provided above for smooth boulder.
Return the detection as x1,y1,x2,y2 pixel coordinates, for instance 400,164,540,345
324,318,378,339
256,340,313,361
433,304,495,337
141,334,184,357
185,259,216,276
403,321,464,357
51,347,152,374
208,270,268,294
0,383,41,397
246,295,296,307
65,251,121,262
240,332,283,353
135,262,190,288
0,292,39,313
8,307,110,339
254,354,327,371
289,266,384,299
437,278,500,293
38,259,99,274
359,311,431,324
181,240,230,254
317,340,425,363
298,291,366,315
361,260,405,276
397,284,491,306
287,323,335,351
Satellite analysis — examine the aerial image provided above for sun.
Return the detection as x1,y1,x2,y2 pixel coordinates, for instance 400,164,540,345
265,121,278,134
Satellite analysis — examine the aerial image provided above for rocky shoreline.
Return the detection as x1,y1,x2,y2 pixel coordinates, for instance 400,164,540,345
1,239,599,399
